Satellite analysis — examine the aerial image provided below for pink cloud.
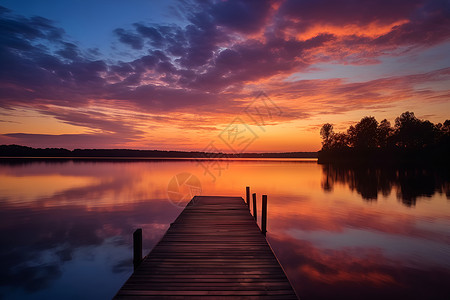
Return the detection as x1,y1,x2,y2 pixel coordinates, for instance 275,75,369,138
0,0,449,149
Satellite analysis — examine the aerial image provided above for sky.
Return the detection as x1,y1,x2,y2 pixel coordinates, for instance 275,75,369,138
0,0,449,152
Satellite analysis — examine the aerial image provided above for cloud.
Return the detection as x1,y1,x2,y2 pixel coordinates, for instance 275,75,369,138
113,28,144,50
278,0,422,28
39,106,145,137
261,67,450,117
2,1,448,110
208,0,273,33
270,235,450,300
56,42,80,60
373,0,450,46
134,23,165,47
0,8,108,108
0,0,449,148
108,0,449,97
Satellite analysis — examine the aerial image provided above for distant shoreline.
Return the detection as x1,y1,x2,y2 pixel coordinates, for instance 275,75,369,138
0,145,318,159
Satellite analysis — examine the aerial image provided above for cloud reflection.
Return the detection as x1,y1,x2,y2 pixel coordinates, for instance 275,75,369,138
0,160,182,295
0,159,449,299
269,234,450,300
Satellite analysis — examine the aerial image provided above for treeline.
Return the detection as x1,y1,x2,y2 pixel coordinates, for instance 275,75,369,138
0,145,317,159
318,111,450,164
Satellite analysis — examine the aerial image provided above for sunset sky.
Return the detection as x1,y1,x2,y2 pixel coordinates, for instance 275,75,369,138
0,0,449,152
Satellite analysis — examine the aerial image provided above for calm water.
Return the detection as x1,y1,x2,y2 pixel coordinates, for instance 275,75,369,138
0,159,449,299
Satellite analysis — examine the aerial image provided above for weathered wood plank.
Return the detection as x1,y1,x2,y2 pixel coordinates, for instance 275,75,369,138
114,196,298,299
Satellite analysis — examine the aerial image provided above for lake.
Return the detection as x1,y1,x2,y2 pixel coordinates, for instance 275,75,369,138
0,158,449,299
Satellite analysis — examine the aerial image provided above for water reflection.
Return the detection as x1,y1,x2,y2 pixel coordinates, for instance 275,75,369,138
0,160,184,299
0,201,181,299
0,159,449,299
270,234,450,300
321,164,450,206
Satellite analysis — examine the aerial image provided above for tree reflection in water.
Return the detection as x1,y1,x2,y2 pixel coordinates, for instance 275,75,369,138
321,164,450,206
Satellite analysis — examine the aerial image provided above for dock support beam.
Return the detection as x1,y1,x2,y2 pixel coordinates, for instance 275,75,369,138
246,186,250,207
133,228,143,271
261,195,267,236
252,193,257,221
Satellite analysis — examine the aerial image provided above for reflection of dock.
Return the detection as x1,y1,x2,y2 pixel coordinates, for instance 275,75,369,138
114,196,298,299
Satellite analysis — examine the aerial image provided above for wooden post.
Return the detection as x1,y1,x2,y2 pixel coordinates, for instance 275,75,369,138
261,195,267,236
246,186,250,207
133,228,142,270
252,193,257,221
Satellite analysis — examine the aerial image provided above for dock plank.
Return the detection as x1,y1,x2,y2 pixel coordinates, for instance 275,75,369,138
114,196,298,299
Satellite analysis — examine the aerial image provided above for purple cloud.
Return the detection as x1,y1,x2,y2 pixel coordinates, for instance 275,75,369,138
208,0,273,33
113,28,144,50
278,0,423,27
0,0,449,148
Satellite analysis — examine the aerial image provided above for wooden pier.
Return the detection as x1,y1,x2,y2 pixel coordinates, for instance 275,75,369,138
114,196,298,299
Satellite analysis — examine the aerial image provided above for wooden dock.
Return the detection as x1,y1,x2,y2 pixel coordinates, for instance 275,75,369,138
114,196,298,299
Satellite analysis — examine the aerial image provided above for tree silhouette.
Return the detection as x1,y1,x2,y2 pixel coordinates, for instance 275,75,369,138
330,132,349,149
377,119,393,148
350,116,378,149
395,111,422,148
319,111,450,163
320,123,334,150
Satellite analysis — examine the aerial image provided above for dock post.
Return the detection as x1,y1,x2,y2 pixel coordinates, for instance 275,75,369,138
246,186,250,207
261,195,267,235
252,193,257,221
133,228,143,270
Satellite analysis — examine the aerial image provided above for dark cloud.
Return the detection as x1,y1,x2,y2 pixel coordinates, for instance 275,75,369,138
56,42,80,60
179,23,225,68
2,0,447,110
134,23,164,47
0,7,108,108
278,0,423,27
0,12,63,42
108,0,449,98
105,83,231,111
113,28,144,50
373,0,450,46
274,0,450,60
186,33,333,91
0,5,11,14
0,0,449,145
208,0,273,33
